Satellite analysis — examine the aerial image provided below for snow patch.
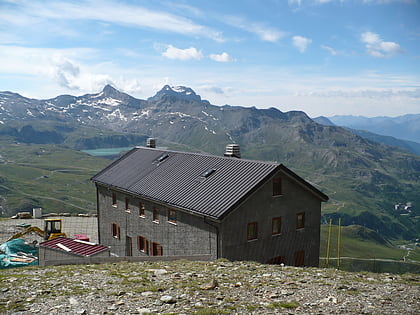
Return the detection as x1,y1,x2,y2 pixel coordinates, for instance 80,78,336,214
107,109,127,121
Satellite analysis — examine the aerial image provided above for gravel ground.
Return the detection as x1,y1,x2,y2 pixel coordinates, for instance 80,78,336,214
0,259,418,314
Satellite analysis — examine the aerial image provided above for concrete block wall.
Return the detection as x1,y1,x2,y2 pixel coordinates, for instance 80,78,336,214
97,185,218,258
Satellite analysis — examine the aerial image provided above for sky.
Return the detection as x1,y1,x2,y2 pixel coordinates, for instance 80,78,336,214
0,0,419,117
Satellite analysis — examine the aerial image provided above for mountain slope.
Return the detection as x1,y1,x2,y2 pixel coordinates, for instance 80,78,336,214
328,114,420,143
0,85,419,239
313,116,420,155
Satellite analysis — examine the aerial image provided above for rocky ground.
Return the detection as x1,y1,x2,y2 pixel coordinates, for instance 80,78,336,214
0,259,418,314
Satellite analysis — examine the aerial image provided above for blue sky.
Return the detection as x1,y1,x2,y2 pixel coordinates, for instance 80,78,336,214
0,0,419,117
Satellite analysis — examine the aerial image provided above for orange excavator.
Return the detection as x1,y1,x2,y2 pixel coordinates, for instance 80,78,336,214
7,218,66,241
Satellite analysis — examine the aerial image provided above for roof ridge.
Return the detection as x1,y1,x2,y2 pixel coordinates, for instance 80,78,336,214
134,146,280,165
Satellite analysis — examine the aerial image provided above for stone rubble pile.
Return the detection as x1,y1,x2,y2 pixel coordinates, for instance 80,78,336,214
0,259,418,314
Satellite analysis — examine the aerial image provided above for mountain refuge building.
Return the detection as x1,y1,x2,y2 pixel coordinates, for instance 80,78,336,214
92,141,328,266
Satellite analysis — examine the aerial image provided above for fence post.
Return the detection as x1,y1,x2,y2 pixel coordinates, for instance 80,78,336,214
326,219,332,267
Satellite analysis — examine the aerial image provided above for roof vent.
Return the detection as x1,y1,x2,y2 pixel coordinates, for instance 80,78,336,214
147,138,156,148
155,153,169,163
224,144,241,158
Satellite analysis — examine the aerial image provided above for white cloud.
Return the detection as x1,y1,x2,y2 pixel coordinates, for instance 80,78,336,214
0,45,144,96
361,31,403,57
1,0,224,42
321,45,337,55
209,52,234,62
292,36,312,52
162,45,203,61
289,0,414,4
288,0,302,5
224,16,287,42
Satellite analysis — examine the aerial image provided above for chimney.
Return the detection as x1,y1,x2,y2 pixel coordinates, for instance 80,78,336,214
146,138,156,148
224,144,241,158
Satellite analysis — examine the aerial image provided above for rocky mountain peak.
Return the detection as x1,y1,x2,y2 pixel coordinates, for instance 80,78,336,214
148,85,202,102
101,84,123,98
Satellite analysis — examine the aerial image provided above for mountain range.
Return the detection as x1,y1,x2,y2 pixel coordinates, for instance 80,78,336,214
0,85,419,240
326,114,420,144
313,116,420,155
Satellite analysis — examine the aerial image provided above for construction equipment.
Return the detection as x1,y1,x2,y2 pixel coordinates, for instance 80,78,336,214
8,218,66,241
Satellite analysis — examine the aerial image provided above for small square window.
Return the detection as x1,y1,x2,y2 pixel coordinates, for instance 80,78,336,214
272,217,282,235
247,222,258,240
153,207,159,223
168,209,177,224
139,202,145,217
272,178,282,196
112,192,117,207
296,212,305,229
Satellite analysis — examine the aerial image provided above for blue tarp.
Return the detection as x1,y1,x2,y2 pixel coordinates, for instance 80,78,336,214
0,239,39,269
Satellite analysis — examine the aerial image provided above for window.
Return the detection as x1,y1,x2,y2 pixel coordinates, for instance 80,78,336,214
139,202,145,217
272,178,282,196
272,217,282,235
125,197,130,212
137,236,149,254
296,212,305,229
168,209,177,224
201,169,216,178
111,223,120,239
155,153,169,163
112,192,117,207
295,250,305,267
151,242,163,256
247,222,258,240
153,207,159,223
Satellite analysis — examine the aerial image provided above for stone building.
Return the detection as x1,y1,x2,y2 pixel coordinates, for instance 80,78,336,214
92,143,328,266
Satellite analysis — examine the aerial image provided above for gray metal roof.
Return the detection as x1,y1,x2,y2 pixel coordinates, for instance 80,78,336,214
92,147,327,219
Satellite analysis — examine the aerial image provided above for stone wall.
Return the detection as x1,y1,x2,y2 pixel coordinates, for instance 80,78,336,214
220,170,321,266
96,185,218,258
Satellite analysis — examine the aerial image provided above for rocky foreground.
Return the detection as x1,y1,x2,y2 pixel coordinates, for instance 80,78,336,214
0,259,418,314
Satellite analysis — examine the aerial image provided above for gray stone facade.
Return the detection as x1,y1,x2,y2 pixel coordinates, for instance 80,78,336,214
96,185,218,259
96,167,322,266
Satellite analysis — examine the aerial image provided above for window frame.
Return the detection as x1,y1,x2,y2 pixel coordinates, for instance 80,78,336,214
168,208,177,224
152,206,160,223
125,197,130,212
272,217,282,235
111,223,120,239
272,177,282,196
137,235,149,255
151,242,163,256
112,192,117,207
247,222,258,241
296,212,305,229
139,202,145,217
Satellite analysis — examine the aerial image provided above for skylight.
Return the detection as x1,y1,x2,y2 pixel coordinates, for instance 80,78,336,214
201,169,216,178
155,154,169,163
